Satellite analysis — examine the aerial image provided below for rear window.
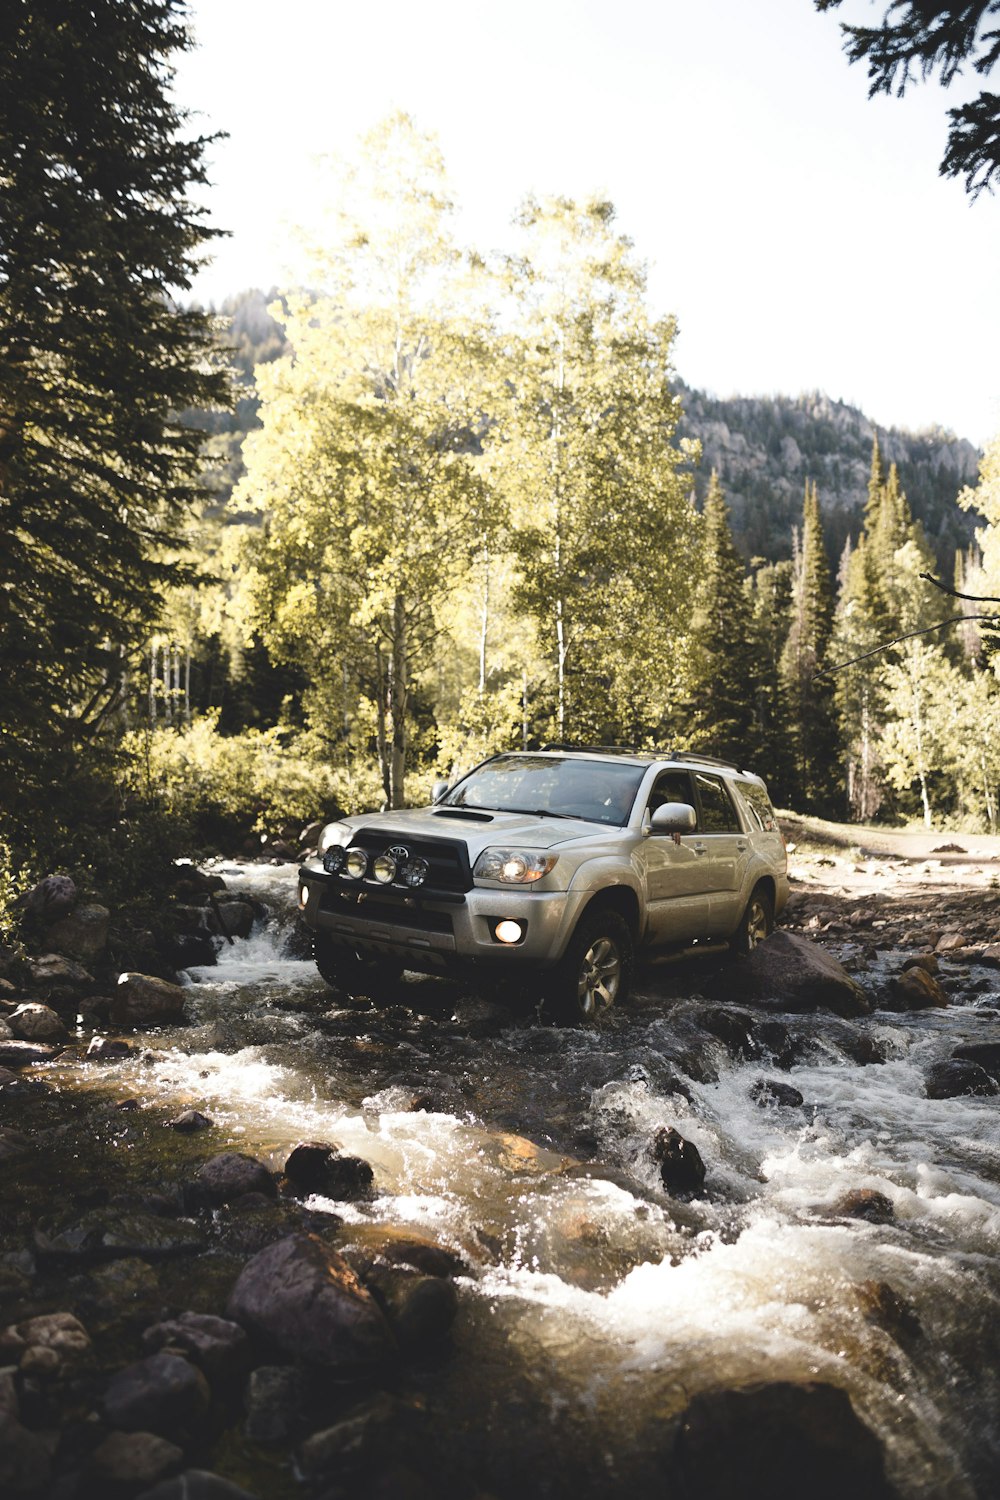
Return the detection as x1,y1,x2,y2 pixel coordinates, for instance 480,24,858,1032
736,780,777,832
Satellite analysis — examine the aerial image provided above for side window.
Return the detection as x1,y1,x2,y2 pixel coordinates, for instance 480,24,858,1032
737,780,776,831
694,773,740,833
647,771,695,825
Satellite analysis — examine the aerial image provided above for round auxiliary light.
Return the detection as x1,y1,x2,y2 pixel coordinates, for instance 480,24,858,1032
372,852,397,884
322,845,347,875
344,847,368,879
401,856,429,888
495,919,524,945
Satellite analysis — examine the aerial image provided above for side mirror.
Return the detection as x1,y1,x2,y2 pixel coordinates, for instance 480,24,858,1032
431,779,450,805
650,801,697,834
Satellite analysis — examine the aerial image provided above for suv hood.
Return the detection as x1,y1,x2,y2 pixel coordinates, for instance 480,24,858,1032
339,805,614,856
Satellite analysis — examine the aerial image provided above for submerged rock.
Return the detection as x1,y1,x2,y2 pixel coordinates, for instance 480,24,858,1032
750,1077,804,1109
365,1267,458,1352
284,1140,374,1200
226,1233,396,1374
34,1209,204,1263
925,1059,998,1099
651,1126,706,1198
832,1189,895,1224
713,931,870,1018
951,1041,1000,1081
671,1381,898,1500
297,1392,419,1482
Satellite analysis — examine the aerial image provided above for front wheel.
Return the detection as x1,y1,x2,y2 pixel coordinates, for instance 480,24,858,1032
314,932,404,1000
730,884,774,956
547,909,634,1023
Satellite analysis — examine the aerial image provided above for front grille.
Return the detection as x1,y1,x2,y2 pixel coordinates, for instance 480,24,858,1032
347,826,472,894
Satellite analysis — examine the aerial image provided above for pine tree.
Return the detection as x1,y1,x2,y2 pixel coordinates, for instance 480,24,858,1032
780,481,840,812
745,558,795,803
0,0,228,816
680,473,755,761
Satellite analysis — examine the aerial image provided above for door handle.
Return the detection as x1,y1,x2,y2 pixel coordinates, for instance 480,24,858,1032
693,842,707,855
737,841,748,851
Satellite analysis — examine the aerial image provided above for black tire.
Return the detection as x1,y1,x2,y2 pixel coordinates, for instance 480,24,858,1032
313,932,404,1000
731,883,774,956
547,909,634,1023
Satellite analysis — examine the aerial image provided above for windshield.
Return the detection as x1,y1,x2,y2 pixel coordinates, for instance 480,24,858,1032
442,754,644,827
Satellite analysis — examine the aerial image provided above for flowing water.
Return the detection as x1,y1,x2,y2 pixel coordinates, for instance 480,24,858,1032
39,864,1000,1498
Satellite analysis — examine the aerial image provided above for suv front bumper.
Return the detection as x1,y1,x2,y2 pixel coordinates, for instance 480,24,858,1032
298,862,589,975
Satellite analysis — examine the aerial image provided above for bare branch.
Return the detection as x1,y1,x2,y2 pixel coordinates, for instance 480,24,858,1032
817,614,1000,676
920,570,1000,604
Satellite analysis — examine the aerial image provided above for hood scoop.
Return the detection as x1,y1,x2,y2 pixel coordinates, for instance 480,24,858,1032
431,807,495,823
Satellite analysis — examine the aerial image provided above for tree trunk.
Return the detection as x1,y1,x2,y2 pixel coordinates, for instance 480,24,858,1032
478,553,490,695
149,644,158,723
387,593,408,809
184,652,191,724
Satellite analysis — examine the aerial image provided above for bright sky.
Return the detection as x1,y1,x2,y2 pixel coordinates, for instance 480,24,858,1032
174,0,1000,449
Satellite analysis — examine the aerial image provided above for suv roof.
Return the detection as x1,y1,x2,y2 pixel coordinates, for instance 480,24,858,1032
538,745,760,776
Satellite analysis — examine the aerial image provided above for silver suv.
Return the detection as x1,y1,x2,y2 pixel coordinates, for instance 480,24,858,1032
297,749,788,1021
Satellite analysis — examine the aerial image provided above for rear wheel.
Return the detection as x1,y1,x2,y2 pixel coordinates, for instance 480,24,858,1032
313,932,404,1000
731,883,774,956
547,909,634,1023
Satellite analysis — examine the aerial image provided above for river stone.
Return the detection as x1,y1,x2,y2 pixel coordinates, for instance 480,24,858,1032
935,929,967,953
22,874,76,924
284,1140,374,1200
925,1059,999,1099
651,1126,706,1197
86,1035,135,1061
104,1352,211,1439
8,1003,68,1043
194,1152,276,1205
1,1312,90,1364
111,973,187,1027
366,1269,458,1352
90,1430,183,1487
243,1364,307,1443
135,1469,260,1500
46,903,110,963
890,966,947,1010
297,1392,416,1481
168,932,217,969
142,1313,249,1386
901,953,939,976
226,1233,396,1373
168,1109,214,1132
750,1077,804,1109
831,1188,895,1224
671,1381,898,1500
951,1041,1000,1081
26,952,93,991
34,1208,204,1263
210,899,255,941
714,931,870,1018
0,1411,52,1493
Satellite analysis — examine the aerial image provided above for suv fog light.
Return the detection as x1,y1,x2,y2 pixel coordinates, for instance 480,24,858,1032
322,846,347,875
344,848,368,879
298,882,310,909
494,919,524,944
401,857,429,888
372,852,397,884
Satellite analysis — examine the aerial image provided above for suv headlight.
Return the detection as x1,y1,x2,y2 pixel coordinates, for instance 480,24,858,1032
318,823,353,854
473,848,558,884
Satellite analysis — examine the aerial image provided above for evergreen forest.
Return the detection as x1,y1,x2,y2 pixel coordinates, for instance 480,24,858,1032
3,10,1000,925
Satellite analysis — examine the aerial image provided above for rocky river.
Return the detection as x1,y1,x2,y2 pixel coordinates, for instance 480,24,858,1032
2,836,1000,1499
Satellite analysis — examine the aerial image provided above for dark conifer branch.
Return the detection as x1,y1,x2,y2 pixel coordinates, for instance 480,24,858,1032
919,570,1000,603
818,614,999,675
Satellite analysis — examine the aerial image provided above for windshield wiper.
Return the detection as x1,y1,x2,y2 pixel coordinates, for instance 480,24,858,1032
501,806,581,820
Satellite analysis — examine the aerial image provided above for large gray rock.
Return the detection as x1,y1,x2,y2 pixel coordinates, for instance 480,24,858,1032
22,874,76,924
46,903,110,963
716,931,870,1018
193,1153,276,1206
8,1003,68,1043
226,1233,396,1374
110,973,187,1027
141,1313,249,1386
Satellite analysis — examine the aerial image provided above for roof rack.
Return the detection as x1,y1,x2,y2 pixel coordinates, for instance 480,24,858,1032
540,743,642,756
658,750,745,772
540,743,747,773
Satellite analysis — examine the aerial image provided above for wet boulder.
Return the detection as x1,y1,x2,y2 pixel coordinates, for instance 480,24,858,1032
750,1077,804,1109
0,1039,61,1068
951,1041,1000,1082
167,1109,214,1133
192,1152,276,1206
26,952,93,995
243,1364,307,1443
89,1430,183,1489
0,1311,91,1369
8,1003,68,1043
33,1208,204,1263
110,973,187,1028
46,902,110,964
86,1035,135,1061
365,1266,458,1352
925,1059,998,1099
712,931,870,1018
103,1352,211,1440
142,1313,250,1388
831,1189,895,1224
135,1471,260,1500
226,1233,396,1374
651,1126,706,1198
284,1140,374,1200
671,1380,898,1500
167,932,217,969
209,899,255,941
889,966,947,1010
